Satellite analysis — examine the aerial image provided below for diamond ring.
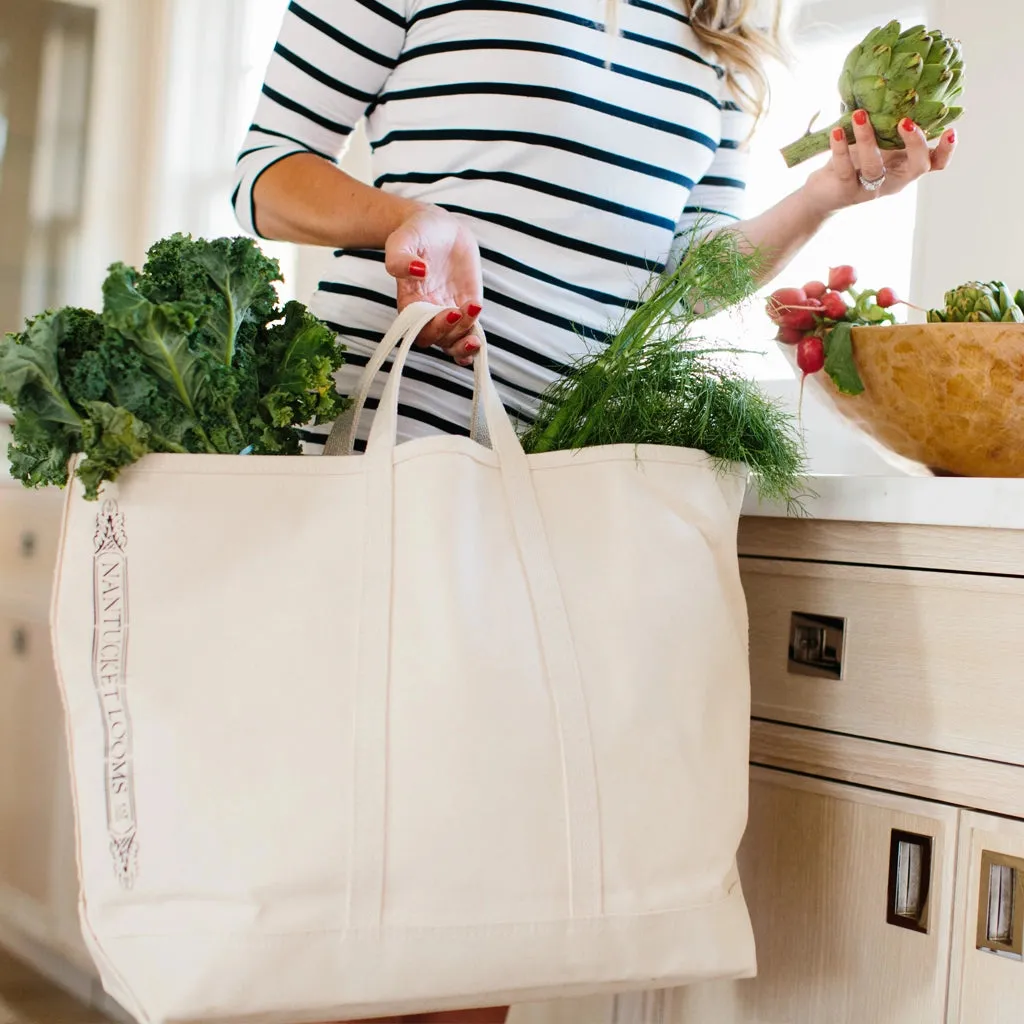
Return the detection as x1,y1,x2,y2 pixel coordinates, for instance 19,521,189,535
857,170,887,192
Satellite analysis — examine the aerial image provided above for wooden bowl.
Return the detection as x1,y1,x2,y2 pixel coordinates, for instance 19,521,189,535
792,322,1024,477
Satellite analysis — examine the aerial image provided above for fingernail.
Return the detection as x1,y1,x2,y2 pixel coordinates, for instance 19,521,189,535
900,117,916,133
831,127,845,142
446,310,462,324
409,260,426,278
467,303,483,318
946,129,957,145
852,109,868,126
464,340,481,353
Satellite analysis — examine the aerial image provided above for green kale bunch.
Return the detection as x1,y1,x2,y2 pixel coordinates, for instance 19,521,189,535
0,234,347,499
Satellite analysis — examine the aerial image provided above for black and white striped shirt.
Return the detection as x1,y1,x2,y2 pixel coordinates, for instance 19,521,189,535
234,0,752,447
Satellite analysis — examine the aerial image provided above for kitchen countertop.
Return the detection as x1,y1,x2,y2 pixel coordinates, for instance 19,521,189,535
743,475,1024,531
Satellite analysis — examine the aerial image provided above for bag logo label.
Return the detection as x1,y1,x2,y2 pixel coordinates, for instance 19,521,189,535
92,499,138,889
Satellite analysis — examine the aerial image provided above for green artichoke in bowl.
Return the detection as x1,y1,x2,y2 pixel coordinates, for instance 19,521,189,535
927,282,1024,323
781,20,965,168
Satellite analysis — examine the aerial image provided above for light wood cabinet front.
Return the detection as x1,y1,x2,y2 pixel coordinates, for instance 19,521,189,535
0,483,88,969
0,486,63,606
740,558,1024,766
948,812,1024,1023
672,769,958,1024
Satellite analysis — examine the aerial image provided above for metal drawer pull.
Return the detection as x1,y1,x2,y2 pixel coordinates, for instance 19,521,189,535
788,611,846,681
887,829,932,933
978,851,1024,960
11,627,28,657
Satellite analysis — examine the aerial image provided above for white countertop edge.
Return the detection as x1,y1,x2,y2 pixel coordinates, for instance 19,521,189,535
743,475,1024,531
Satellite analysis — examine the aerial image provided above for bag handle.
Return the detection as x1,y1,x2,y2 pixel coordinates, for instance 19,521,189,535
341,304,604,929
323,303,493,456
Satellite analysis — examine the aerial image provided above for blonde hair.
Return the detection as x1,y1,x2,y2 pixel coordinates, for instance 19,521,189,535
687,0,782,118
605,0,782,120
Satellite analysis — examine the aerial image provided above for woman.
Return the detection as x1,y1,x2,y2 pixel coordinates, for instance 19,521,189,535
234,1,954,1020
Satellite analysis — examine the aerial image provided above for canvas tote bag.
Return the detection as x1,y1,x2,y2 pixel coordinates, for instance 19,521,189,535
51,302,756,1024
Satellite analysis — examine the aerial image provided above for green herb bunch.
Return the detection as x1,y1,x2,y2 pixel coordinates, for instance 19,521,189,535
0,234,348,499
520,229,807,507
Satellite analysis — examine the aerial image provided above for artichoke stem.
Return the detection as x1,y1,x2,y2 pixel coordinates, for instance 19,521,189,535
780,125,849,168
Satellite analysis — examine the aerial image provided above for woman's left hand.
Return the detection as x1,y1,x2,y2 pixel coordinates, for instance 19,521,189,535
800,109,958,215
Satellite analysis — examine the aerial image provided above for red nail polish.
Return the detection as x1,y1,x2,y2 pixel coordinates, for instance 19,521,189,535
832,127,845,142
464,340,480,353
467,303,483,318
852,109,868,126
409,260,426,278
446,310,462,324
946,129,957,145
900,117,916,133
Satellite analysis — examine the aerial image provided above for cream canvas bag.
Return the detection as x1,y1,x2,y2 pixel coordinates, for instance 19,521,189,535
51,302,756,1024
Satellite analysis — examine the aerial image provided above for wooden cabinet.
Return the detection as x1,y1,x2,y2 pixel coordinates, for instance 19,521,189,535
0,480,96,999
673,771,958,1023
671,517,1024,1024
948,813,1024,1023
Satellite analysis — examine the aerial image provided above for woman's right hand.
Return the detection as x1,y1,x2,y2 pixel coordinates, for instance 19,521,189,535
384,206,484,367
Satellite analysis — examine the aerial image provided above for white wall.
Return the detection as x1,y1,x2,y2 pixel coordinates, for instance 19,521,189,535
912,0,1024,303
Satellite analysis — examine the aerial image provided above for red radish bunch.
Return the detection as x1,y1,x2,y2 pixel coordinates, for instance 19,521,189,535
766,264,909,381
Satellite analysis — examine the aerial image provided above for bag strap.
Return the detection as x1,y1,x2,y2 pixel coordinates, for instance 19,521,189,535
322,304,433,457
344,306,604,929
323,304,488,456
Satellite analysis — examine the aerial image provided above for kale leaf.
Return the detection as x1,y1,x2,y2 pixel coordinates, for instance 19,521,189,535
1,234,348,498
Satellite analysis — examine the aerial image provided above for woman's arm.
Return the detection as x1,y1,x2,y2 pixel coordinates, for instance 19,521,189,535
252,153,423,248
233,0,483,361
731,113,958,284
726,187,831,284
253,154,485,362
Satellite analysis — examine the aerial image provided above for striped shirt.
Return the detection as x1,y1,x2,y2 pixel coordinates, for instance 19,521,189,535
233,0,753,448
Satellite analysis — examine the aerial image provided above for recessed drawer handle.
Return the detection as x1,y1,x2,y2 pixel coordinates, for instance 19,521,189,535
887,829,932,933
788,611,846,681
978,851,1024,960
19,531,36,558
11,627,28,657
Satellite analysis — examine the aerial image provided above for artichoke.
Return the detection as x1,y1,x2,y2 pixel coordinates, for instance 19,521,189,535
781,20,965,168
926,281,1024,323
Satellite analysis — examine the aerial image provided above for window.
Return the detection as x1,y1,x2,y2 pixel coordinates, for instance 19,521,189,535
706,4,927,381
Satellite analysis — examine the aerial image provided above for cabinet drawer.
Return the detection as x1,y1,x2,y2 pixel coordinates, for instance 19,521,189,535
740,558,1024,765
0,611,62,907
0,483,63,600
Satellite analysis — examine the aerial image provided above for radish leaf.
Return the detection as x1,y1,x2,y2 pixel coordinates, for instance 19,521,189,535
824,322,865,395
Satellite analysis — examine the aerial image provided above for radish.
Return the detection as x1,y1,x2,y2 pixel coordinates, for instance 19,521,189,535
803,280,828,299
820,290,849,321
766,286,809,322
797,336,825,375
876,287,898,308
776,325,805,345
828,265,857,292
780,307,818,332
